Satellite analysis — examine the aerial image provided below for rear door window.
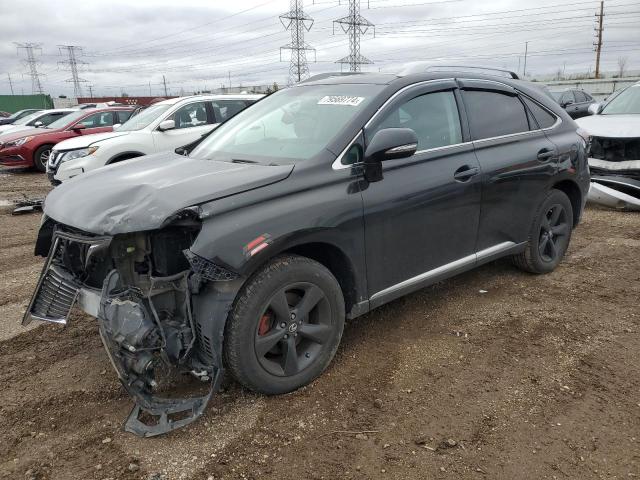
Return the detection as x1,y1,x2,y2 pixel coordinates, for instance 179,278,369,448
521,97,558,129
370,90,463,151
560,91,575,104
574,91,588,103
463,90,529,140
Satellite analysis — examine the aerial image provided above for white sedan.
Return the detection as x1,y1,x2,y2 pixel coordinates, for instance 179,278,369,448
0,109,76,135
576,82,640,211
47,94,263,184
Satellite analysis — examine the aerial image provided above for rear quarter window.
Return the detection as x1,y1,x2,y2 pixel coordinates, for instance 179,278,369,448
521,97,558,129
463,90,529,140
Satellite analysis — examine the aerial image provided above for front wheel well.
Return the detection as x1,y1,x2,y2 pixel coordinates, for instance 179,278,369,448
107,152,144,164
283,243,358,315
552,180,583,227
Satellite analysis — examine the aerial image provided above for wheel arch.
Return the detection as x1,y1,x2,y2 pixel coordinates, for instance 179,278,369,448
281,241,361,318
552,179,583,227
106,151,145,165
32,142,55,163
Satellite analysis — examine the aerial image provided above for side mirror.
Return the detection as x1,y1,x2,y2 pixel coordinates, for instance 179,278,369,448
588,103,602,115
72,123,86,132
158,119,175,131
365,128,418,163
112,123,121,130
34,121,44,127
561,100,574,108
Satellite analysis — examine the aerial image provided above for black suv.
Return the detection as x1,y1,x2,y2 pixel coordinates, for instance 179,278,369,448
549,88,596,119
24,69,590,436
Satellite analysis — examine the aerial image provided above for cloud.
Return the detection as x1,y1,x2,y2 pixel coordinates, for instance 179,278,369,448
0,0,638,96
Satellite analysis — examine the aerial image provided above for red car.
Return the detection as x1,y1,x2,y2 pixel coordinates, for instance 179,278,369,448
0,107,134,171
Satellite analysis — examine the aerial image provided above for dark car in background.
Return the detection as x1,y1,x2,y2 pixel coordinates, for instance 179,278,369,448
0,109,42,126
25,68,590,436
549,89,595,119
0,107,134,171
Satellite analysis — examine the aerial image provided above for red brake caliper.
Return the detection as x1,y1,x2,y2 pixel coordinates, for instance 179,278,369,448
258,313,272,336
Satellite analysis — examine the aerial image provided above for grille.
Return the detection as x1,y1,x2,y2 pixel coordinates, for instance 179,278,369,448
23,230,111,325
183,250,238,281
30,265,80,323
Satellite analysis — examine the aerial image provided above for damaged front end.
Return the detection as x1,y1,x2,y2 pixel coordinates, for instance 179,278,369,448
24,216,237,436
587,136,640,210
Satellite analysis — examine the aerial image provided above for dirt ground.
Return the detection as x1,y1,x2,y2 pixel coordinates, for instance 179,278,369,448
0,167,639,480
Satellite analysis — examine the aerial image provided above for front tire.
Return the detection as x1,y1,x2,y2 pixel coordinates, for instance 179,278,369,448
513,189,573,274
224,255,345,395
33,144,53,172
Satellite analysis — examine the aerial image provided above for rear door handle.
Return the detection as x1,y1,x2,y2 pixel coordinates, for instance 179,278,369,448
537,149,556,161
453,165,479,182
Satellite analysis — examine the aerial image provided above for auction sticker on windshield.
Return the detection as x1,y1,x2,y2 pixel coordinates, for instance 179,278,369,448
318,96,365,106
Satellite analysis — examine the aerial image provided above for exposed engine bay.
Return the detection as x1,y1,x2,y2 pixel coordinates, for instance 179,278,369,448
24,218,237,436
587,136,640,210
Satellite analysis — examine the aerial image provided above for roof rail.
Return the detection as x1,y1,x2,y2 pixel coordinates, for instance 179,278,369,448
424,65,519,80
298,72,364,84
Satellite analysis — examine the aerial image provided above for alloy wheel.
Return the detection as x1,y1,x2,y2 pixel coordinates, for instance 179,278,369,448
254,282,333,377
538,204,569,263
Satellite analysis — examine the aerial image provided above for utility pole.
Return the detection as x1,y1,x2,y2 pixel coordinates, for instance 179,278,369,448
523,41,529,78
594,0,604,79
334,0,374,72
88,85,94,98
15,42,45,94
7,73,14,95
162,75,168,96
228,71,231,90
58,45,88,98
280,0,315,85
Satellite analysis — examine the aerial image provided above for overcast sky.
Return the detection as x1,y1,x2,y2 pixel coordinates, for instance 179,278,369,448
0,0,638,97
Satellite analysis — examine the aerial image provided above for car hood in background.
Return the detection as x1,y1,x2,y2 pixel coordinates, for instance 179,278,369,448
44,152,294,235
0,126,54,142
576,114,640,138
0,124,31,134
54,131,131,150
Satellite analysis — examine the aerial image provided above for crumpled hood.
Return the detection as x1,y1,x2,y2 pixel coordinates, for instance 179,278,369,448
54,131,131,151
576,114,640,138
44,151,294,235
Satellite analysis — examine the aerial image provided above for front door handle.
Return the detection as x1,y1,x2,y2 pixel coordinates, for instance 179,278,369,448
453,165,479,182
537,149,556,161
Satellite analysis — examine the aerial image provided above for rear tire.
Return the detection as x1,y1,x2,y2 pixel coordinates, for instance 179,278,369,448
224,254,345,395
33,144,53,172
512,189,573,274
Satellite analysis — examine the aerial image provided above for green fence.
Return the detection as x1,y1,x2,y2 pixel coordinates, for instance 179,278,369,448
0,95,54,113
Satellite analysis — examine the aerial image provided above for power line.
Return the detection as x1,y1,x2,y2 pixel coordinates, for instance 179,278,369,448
14,42,45,94
58,45,88,97
334,0,374,71
280,0,316,85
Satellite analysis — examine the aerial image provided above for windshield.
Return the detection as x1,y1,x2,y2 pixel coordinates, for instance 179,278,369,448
46,110,87,129
8,110,32,120
13,112,42,125
117,104,171,131
190,84,383,163
601,85,640,115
